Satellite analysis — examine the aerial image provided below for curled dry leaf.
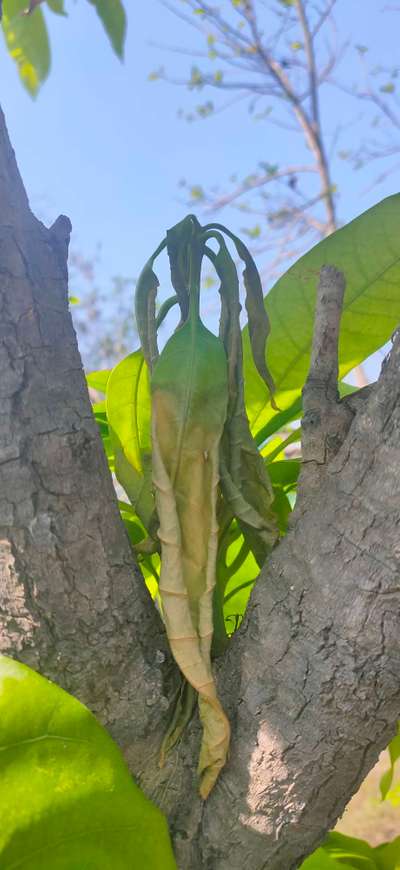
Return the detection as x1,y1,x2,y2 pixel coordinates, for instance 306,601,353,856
152,314,230,799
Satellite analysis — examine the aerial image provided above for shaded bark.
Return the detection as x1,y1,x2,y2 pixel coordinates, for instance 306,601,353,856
1,104,400,870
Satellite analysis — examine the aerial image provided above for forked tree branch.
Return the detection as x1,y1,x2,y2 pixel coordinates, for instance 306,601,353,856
1,106,400,870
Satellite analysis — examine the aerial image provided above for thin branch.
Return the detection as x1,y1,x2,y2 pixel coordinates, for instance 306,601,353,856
296,0,319,129
208,165,317,211
301,265,352,467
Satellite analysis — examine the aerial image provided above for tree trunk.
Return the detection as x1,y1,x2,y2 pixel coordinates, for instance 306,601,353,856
1,104,399,870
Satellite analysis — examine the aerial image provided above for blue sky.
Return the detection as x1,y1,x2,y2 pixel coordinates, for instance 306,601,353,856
0,0,399,372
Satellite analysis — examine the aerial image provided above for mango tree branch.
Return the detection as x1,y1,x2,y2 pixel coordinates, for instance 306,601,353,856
0,105,175,784
173,335,400,870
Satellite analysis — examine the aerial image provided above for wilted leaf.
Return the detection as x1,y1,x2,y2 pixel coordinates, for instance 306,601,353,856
152,315,230,799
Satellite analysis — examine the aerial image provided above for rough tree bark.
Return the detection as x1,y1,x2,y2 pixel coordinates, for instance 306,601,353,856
1,104,399,870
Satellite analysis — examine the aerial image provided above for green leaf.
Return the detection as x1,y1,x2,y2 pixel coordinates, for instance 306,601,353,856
380,82,395,94
380,725,400,799
46,0,66,16
215,520,258,641
243,195,400,433
263,427,300,462
254,382,355,447
324,832,379,869
86,0,127,58
86,368,111,394
375,836,400,869
268,459,300,488
271,486,292,534
300,848,348,869
254,395,302,446
300,832,380,869
0,655,177,869
106,350,154,529
2,0,50,95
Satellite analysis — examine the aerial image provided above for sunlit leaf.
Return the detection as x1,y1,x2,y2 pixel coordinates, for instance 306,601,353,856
380,725,400,799
2,0,50,95
0,656,177,869
243,195,400,434
106,350,154,529
86,368,111,394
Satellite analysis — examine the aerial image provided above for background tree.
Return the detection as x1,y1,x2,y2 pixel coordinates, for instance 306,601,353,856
157,0,400,281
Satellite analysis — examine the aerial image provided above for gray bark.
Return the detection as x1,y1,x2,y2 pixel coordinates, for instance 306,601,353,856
1,104,400,870
0,105,176,778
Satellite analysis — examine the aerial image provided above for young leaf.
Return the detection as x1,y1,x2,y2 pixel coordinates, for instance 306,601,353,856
375,835,400,868
2,0,50,95
380,725,400,799
0,655,177,869
24,0,66,14
106,350,154,530
86,368,111,394
45,0,66,15
86,0,126,59
243,195,400,433
151,315,230,799
299,849,353,869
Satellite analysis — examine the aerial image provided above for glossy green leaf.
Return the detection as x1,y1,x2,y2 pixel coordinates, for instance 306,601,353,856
86,368,111,394
86,0,126,58
300,831,381,869
2,0,50,95
323,832,379,869
221,523,258,632
243,195,400,434
106,350,154,529
267,459,300,488
0,655,176,869
375,836,400,869
254,395,302,446
380,725,400,799
300,848,356,869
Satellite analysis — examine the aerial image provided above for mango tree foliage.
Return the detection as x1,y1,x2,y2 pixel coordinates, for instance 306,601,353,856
243,194,400,434
0,655,176,869
84,199,400,848
300,832,400,870
0,0,127,95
